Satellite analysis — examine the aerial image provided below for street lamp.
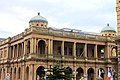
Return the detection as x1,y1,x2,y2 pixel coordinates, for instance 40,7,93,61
44,69,47,80
73,70,78,80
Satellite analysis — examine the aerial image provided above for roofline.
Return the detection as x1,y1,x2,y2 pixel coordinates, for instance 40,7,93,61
101,30,116,33
29,20,48,23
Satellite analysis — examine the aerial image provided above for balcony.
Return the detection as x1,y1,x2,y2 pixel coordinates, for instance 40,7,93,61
3,53,115,64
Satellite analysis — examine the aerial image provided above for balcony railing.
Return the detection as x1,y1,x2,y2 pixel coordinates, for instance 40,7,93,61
98,58,106,61
0,27,115,45
76,56,85,60
53,54,62,58
64,55,74,59
87,57,96,61
0,53,117,64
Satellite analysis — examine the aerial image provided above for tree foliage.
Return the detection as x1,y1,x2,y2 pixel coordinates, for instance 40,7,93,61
46,66,73,80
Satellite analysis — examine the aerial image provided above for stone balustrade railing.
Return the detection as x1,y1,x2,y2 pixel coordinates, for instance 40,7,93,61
0,27,116,45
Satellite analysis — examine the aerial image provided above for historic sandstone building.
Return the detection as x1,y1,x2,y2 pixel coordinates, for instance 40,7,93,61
116,0,120,80
0,12,118,80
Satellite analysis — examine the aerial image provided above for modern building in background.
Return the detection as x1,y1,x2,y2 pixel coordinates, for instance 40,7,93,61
0,12,118,80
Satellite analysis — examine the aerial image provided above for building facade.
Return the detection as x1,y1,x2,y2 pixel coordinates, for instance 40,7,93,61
116,0,120,80
0,13,118,80
116,0,120,34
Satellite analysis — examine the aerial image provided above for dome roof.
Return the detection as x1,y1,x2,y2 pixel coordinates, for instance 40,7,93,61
29,12,48,23
101,24,116,32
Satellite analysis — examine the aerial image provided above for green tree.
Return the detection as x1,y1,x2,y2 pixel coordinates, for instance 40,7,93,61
46,66,73,80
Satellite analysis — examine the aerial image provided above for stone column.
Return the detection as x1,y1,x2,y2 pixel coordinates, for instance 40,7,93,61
9,46,11,59
33,66,36,80
21,63,26,80
36,39,38,54
48,39,51,55
61,41,64,59
24,41,26,55
6,46,9,59
13,46,15,58
1,68,3,80
22,42,24,57
84,43,87,60
16,67,18,80
21,66,23,80
33,38,37,54
14,46,16,58
50,40,53,56
12,68,14,80
17,44,19,58
30,38,34,54
48,39,52,58
106,43,110,61
84,65,87,80
45,41,48,55
29,64,34,80
94,67,98,80
73,63,76,80
73,42,76,60
95,44,98,61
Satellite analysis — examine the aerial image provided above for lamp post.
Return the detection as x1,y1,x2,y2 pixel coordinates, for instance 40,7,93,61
44,69,47,80
73,70,78,80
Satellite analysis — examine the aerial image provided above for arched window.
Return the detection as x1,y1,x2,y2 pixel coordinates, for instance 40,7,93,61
64,67,72,75
111,47,117,57
10,68,12,80
98,68,105,79
3,69,5,79
36,66,45,80
41,24,43,26
26,67,29,80
87,68,94,80
76,68,84,80
36,24,39,26
14,68,16,80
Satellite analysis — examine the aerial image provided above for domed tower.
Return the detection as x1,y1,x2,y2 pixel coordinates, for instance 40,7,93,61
101,24,116,37
29,12,48,28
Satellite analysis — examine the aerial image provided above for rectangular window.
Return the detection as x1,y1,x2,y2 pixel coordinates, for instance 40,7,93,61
4,50,7,57
76,48,78,56
92,49,94,57
80,48,83,57
57,47,61,55
64,47,67,55
69,48,72,56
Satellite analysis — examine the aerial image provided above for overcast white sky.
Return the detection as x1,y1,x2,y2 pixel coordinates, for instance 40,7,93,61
0,0,117,38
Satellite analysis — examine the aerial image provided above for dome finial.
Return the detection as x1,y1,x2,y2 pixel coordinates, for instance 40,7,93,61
38,12,40,16
107,24,109,26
